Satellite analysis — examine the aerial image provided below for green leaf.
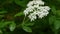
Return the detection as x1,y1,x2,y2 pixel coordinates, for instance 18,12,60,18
49,16,56,25
0,15,4,19
57,0,60,2
14,12,24,17
51,6,56,15
0,21,12,28
54,20,60,29
9,22,16,31
14,0,29,7
56,10,60,17
0,11,7,14
22,26,32,32
0,30,3,34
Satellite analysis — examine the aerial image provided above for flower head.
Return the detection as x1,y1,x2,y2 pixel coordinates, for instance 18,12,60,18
24,0,50,21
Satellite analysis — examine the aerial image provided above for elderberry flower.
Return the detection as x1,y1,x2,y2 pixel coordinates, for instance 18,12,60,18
28,13,37,21
23,0,50,21
27,0,44,7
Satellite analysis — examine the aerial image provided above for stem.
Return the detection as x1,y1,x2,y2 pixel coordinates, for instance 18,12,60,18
22,16,26,25
54,30,58,34
17,16,26,27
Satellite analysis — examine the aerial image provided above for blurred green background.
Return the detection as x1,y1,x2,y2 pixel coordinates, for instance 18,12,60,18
0,0,60,34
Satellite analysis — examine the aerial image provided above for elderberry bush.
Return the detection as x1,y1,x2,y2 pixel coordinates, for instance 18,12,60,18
0,0,60,34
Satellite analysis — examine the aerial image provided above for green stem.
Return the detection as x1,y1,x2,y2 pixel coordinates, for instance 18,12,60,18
17,16,26,27
22,16,26,25
55,30,58,34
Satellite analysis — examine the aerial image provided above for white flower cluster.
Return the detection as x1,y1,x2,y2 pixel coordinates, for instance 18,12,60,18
24,0,50,21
